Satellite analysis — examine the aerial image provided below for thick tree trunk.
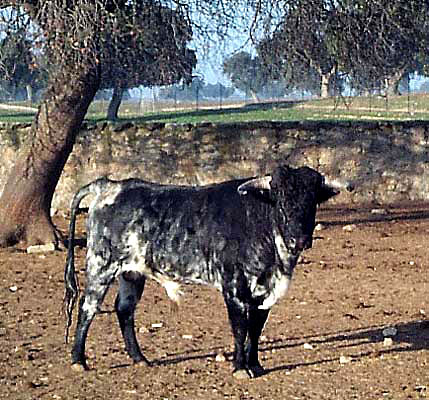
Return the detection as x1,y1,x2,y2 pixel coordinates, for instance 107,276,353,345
0,69,100,248
107,85,124,121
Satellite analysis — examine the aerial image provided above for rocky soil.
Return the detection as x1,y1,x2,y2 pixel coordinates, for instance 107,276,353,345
1,203,429,399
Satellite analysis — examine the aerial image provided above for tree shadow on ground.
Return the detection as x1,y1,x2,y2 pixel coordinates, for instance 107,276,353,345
118,100,303,124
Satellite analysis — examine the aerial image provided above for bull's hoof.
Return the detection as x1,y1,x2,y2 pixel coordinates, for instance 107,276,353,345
232,369,251,380
71,363,87,372
133,359,151,368
248,365,265,378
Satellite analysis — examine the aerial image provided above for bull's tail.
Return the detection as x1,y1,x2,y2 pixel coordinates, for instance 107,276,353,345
63,177,111,343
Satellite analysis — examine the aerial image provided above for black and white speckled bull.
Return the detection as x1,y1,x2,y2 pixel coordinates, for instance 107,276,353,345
64,165,352,378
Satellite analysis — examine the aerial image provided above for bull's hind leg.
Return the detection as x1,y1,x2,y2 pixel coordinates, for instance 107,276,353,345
71,275,113,370
71,239,117,371
115,272,150,365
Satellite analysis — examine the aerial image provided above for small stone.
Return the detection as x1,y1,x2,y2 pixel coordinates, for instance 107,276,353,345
339,355,352,364
9,285,18,292
371,208,388,215
26,243,55,254
232,369,250,380
151,322,163,329
215,353,226,362
382,327,397,337
383,338,393,346
71,363,86,372
315,223,325,231
138,326,149,334
182,334,193,340
303,343,314,350
343,224,356,232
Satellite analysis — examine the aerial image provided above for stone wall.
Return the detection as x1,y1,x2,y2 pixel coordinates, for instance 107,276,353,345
1,120,429,211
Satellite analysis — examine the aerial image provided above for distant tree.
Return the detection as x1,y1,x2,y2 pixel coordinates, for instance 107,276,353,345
222,52,269,100
159,77,209,101
329,1,429,95
259,0,338,98
0,25,45,102
201,82,235,99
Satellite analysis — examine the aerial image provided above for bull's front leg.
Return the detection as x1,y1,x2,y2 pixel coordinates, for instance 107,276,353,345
223,290,249,379
246,306,270,377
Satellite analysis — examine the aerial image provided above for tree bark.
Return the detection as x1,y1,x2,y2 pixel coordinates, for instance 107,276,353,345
0,69,100,247
107,85,124,121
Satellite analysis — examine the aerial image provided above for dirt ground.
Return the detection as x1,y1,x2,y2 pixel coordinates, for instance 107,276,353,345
1,203,429,400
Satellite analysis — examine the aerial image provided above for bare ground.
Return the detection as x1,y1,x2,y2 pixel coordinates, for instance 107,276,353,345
1,203,429,400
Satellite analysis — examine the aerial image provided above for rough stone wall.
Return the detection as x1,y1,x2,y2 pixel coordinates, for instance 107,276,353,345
1,120,429,211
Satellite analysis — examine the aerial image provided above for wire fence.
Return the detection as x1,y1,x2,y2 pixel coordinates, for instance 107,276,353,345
2,84,429,120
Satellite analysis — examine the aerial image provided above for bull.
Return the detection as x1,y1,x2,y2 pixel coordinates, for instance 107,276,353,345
64,165,352,378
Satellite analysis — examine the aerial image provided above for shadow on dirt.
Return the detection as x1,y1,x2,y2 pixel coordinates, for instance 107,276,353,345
319,203,429,228
264,319,429,375
109,320,429,375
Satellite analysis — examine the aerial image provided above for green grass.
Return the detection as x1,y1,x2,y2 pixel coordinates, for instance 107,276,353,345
2,93,429,125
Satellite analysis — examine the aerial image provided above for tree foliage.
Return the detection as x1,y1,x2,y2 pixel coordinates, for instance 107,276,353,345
98,5,196,93
0,11,45,100
329,0,429,95
159,80,235,101
258,0,429,96
258,0,338,98
222,51,271,100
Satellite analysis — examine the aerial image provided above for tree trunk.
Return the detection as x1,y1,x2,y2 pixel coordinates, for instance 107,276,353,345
320,73,331,99
107,85,124,121
250,90,260,102
385,69,404,96
0,69,100,248
26,84,34,103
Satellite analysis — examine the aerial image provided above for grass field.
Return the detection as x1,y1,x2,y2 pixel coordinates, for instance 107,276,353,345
1,92,429,124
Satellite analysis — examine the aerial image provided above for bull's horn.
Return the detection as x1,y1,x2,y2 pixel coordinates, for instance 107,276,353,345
324,178,355,192
238,175,272,195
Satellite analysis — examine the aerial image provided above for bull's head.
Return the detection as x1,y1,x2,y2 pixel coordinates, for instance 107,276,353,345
238,165,353,256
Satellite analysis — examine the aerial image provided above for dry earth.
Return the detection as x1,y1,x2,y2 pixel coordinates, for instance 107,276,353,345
1,203,429,400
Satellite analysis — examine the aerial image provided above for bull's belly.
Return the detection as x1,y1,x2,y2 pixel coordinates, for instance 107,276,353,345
114,231,294,309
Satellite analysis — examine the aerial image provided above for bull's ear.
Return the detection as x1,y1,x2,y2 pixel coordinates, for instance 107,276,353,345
237,175,272,196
